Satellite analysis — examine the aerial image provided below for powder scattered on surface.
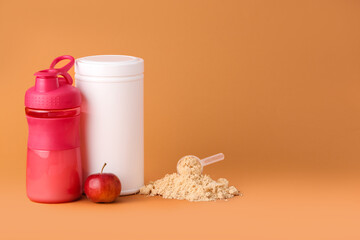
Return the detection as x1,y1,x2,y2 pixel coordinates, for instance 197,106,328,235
140,155,239,202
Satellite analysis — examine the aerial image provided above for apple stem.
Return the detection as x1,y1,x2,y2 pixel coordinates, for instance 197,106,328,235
101,163,107,174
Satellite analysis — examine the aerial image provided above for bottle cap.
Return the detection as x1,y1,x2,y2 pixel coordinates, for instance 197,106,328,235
25,55,81,110
75,55,144,78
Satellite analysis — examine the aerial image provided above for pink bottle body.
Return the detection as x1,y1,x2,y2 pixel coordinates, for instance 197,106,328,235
25,56,82,203
26,108,82,203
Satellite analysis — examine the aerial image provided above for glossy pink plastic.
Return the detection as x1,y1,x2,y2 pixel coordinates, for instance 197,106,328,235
25,56,82,203
25,56,81,110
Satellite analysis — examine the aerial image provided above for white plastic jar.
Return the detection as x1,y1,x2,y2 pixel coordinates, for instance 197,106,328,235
75,55,144,195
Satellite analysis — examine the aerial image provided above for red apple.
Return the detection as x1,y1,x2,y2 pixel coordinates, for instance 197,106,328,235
84,163,121,203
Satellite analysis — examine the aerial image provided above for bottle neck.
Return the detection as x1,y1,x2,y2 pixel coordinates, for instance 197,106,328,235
25,107,80,118
35,77,59,92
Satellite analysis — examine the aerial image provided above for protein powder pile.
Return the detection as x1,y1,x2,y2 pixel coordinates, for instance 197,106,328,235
140,155,239,201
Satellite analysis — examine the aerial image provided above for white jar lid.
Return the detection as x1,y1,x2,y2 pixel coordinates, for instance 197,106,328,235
75,55,144,77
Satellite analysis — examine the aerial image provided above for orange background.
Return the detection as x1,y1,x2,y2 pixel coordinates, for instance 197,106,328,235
0,0,359,239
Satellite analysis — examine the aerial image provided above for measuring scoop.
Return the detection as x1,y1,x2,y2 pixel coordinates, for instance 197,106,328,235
176,153,225,175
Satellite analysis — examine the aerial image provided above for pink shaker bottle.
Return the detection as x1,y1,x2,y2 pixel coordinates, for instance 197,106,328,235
25,55,82,203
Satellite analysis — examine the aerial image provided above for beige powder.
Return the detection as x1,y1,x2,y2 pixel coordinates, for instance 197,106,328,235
140,155,239,202
177,155,202,175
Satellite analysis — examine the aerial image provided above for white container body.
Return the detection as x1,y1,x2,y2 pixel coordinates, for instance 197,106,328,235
75,55,144,195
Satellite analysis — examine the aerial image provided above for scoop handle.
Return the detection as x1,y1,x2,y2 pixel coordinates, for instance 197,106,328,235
200,153,224,166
